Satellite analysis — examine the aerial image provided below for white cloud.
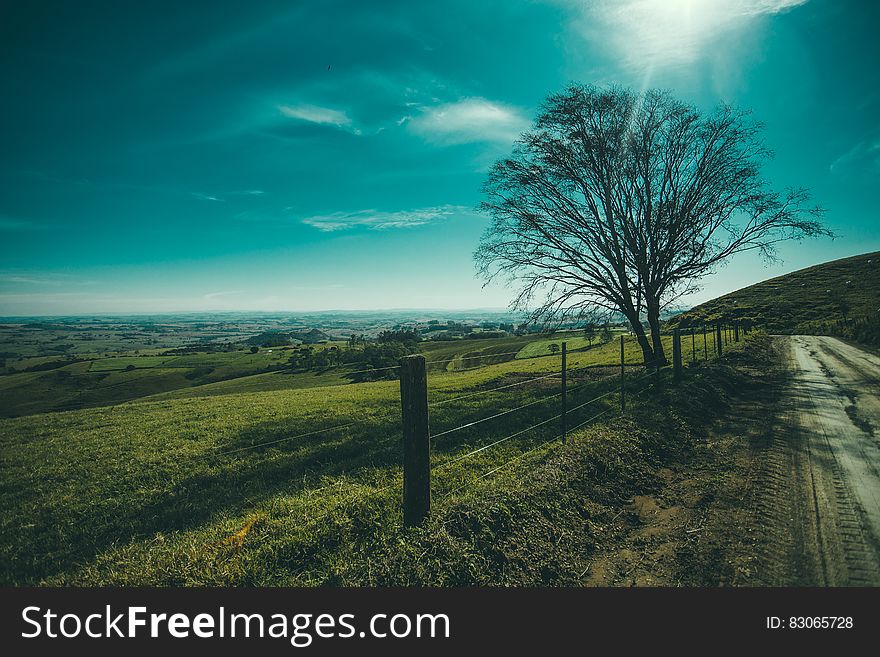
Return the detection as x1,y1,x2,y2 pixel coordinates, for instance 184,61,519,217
0,275,42,284
278,104,352,128
203,290,240,300
0,271,96,286
564,0,808,72
830,137,880,176
192,192,224,202
301,205,469,232
407,98,530,145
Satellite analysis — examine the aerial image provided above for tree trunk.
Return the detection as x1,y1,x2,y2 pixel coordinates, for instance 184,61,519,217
646,303,667,366
622,311,654,365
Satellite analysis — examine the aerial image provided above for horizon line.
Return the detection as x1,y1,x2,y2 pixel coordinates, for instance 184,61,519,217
0,307,527,320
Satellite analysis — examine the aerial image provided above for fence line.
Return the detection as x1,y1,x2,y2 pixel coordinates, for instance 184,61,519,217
400,320,749,525
200,320,750,531
284,354,665,527
439,432,563,500
431,389,562,439
566,405,616,434
433,411,564,472
428,372,560,407
440,408,599,500
566,388,618,414
218,421,360,455
432,367,629,469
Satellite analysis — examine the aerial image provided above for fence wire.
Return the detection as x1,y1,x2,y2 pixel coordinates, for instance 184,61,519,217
439,429,566,500
217,421,360,455
433,411,564,472
428,372,560,407
431,389,562,439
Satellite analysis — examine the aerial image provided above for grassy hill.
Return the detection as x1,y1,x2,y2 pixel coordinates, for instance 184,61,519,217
670,251,880,335
0,329,688,585
0,347,307,417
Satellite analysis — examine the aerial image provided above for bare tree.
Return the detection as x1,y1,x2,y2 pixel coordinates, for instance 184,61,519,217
476,84,830,364
583,322,596,346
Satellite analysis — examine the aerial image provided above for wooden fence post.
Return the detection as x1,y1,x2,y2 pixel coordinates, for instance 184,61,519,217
734,321,740,342
703,324,708,360
672,328,682,380
561,341,567,445
400,354,430,527
620,335,625,414
716,323,723,357
691,327,696,363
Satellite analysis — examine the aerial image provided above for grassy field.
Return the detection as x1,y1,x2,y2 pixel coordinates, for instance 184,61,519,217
671,250,880,333
0,325,737,586
0,343,344,417
88,355,177,371
0,332,619,417
0,326,715,418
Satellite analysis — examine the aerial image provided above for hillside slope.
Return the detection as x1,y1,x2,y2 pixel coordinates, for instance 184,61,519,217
671,251,880,334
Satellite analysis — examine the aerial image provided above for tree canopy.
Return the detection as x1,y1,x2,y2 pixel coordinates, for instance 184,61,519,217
477,84,830,364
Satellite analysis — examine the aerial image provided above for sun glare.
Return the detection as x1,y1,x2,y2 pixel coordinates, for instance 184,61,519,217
616,0,728,65
584,0,805,75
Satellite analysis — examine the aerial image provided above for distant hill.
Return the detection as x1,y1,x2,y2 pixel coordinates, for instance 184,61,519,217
242,328,332,346
244,331,294,347
291,328,331,344
670,251,880,334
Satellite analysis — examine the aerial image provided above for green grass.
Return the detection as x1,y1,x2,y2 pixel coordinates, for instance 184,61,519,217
0,321,757,585
144,369,355,401
671,250,880,333
0,328,696,418
0,331,758,586
0,347,306,417
89,356,176,371
516,335,589,358
2,355,82,373
415,334,538,371
0,331,685,585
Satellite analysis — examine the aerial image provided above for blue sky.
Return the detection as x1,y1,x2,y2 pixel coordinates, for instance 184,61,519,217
1,0,878,315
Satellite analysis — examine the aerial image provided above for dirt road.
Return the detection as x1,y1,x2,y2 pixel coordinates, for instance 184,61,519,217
576,333,880,587
759,335,880,585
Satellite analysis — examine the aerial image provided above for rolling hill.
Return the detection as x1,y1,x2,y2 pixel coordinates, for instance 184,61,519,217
0,331,668,585
671,251,880,335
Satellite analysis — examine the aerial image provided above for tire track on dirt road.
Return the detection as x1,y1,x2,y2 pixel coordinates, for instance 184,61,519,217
757,336,880,585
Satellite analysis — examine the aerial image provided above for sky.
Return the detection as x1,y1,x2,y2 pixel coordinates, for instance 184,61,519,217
0,0,878,316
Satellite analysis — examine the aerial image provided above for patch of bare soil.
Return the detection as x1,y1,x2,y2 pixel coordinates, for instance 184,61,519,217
582,435,762,586
582,364,778,587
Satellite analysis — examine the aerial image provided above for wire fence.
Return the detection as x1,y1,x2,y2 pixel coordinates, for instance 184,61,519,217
204,320,751,531
44,323,750,528
397,320,752,525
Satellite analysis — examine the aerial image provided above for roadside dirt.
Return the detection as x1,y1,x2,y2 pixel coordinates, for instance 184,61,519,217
582,364,773,586
581,335,880,586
